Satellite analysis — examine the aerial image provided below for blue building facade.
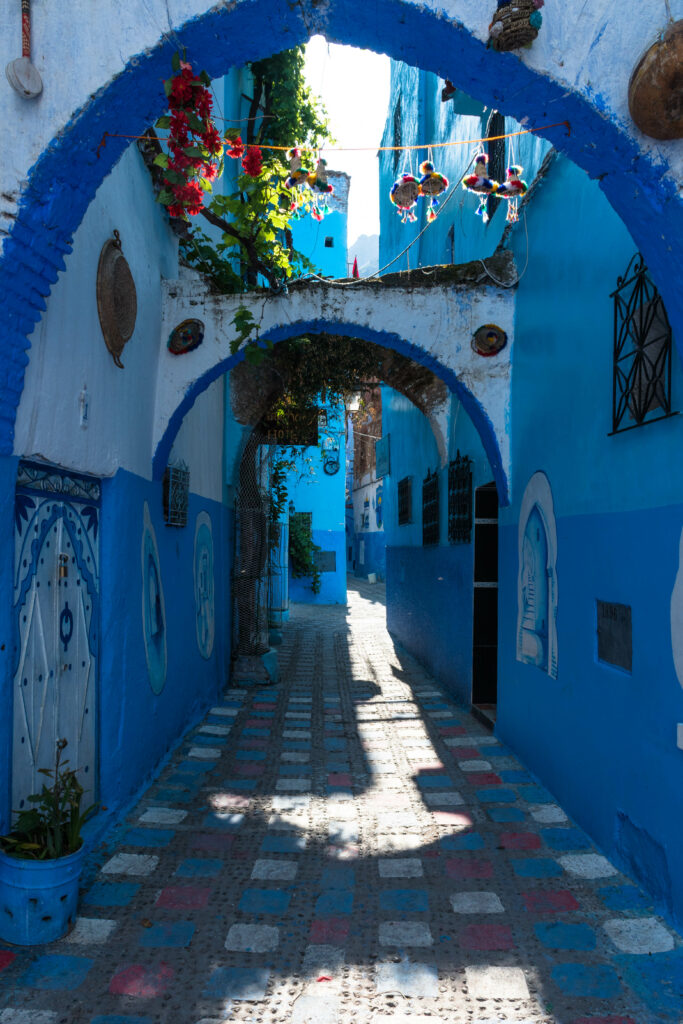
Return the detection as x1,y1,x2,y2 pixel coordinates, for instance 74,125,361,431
379,62,683,926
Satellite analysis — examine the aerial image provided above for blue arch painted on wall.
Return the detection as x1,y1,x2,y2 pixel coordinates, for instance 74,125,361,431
153,318,510,505
1,0,681,459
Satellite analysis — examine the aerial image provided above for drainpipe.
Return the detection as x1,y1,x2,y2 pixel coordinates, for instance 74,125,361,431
6,0,43,99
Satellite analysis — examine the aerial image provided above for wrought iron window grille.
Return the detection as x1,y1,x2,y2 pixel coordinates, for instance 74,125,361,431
611,253,676,434
398,476,412,526
448,451,473,544
162,460,189,527
422,469,440,546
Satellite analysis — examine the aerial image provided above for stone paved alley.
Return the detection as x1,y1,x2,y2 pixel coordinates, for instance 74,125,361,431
1,579,682,1024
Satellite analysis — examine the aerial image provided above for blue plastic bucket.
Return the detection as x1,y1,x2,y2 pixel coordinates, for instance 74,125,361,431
0,846,84,945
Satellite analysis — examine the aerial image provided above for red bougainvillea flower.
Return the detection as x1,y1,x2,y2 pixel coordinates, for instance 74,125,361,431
242,146,263,177
157,55,224,218
226,136,245,159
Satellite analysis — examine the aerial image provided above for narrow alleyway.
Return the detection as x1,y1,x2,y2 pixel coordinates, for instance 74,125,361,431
0,579,681,1023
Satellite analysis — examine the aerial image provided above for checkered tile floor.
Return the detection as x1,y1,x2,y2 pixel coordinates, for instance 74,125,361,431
1,578,681,1023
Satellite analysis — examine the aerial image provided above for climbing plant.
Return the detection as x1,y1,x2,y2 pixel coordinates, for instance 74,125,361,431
182,46,332,292
289,511,322,594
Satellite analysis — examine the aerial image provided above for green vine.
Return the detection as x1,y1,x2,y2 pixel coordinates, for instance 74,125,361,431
289,511,321,594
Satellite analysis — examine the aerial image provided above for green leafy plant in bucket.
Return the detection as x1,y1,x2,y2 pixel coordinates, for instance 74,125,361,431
0,740,97,860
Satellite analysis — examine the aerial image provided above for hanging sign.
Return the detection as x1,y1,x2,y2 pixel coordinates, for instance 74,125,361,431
260,406,318,446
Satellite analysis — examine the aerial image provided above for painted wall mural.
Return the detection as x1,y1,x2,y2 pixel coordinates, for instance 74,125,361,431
12,461,99,810
670,525,683,691
516,471,558,678
194,511,215,660
141,501,167,694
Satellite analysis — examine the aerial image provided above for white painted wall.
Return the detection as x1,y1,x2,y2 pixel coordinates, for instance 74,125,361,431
158,264,515,485
0,0,681,234
169,377,224,502
13,144,224,500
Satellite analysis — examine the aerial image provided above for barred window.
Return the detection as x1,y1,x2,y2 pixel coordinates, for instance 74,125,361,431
448,452,472,544
163,461,189,527
422,470,439,546
398,476,412,526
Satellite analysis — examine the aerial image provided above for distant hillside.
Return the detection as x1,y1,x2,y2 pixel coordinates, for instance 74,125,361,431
349,233,379,277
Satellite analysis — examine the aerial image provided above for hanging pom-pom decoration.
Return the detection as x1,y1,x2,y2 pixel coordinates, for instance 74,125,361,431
284,147,313,220
418,160,449,222
284,147,311,189
307,158,335,221
390,174,420,224
461,152,499,224
495,164,528,222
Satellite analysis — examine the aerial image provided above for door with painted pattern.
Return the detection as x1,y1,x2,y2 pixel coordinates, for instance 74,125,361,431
12,462,100,812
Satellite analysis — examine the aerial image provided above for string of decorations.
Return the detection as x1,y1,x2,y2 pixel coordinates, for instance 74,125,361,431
461,152,528,224
95,52,569,225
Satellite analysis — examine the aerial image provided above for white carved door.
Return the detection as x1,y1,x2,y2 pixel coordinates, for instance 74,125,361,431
12,463,99,812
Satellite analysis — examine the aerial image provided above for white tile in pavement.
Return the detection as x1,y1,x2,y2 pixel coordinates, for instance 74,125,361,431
450,892,504,914
225,924,279,952
379,922,433,946
101,853,158,876
603,916,674,954
465,965,530,1000
139,807,187,824
559,853,618,878
251,859,298,880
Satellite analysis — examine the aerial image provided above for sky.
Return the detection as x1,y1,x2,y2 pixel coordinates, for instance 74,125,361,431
304,37,390,247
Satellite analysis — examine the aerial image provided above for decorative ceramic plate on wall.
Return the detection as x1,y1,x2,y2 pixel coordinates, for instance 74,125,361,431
96,230,137,368
472,323,508,357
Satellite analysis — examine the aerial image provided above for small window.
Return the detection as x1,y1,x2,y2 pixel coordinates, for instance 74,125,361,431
422,470,439,546
448,451,472,544
597,601,632,672
611,253,675,433
324,237,334,248
398,476,412,526
486,111,505,223
162,461,189,527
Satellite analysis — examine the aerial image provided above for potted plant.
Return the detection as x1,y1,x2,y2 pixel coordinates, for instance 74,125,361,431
0,739,97,945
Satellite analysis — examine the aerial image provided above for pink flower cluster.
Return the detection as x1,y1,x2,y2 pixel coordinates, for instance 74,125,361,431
162,61,222,219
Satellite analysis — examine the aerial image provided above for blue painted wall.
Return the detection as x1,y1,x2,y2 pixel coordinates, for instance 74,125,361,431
383,387,493,705
98,470,231,812
497,152,683,927
285,400,347,605
379,62,551,274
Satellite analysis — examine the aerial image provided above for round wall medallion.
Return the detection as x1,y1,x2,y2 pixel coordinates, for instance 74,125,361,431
472,323,508,357
628,21,683,140
96,230,137,368
168,318,205,356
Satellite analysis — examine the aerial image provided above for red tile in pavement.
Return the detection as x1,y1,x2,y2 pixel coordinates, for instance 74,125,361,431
500,831,542,850
109,962,174,997
328,773,352,786
522,890,580,912
445,858,493,879
236,763,265,776
439,727,467,736
244,719,268,728
467,772,502,786
450,747,481,760
211,794,250,810
189,833,235,852
253,702,276,710
460,923,514,950
0,950,16,970
411,762,447,773
155,885,212,909
309,917,350,944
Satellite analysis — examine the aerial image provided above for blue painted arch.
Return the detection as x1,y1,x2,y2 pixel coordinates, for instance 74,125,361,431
154,318,510,504
1,0,681,459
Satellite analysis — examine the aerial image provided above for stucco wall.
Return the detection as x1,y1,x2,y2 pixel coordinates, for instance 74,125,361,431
495,153,683,927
